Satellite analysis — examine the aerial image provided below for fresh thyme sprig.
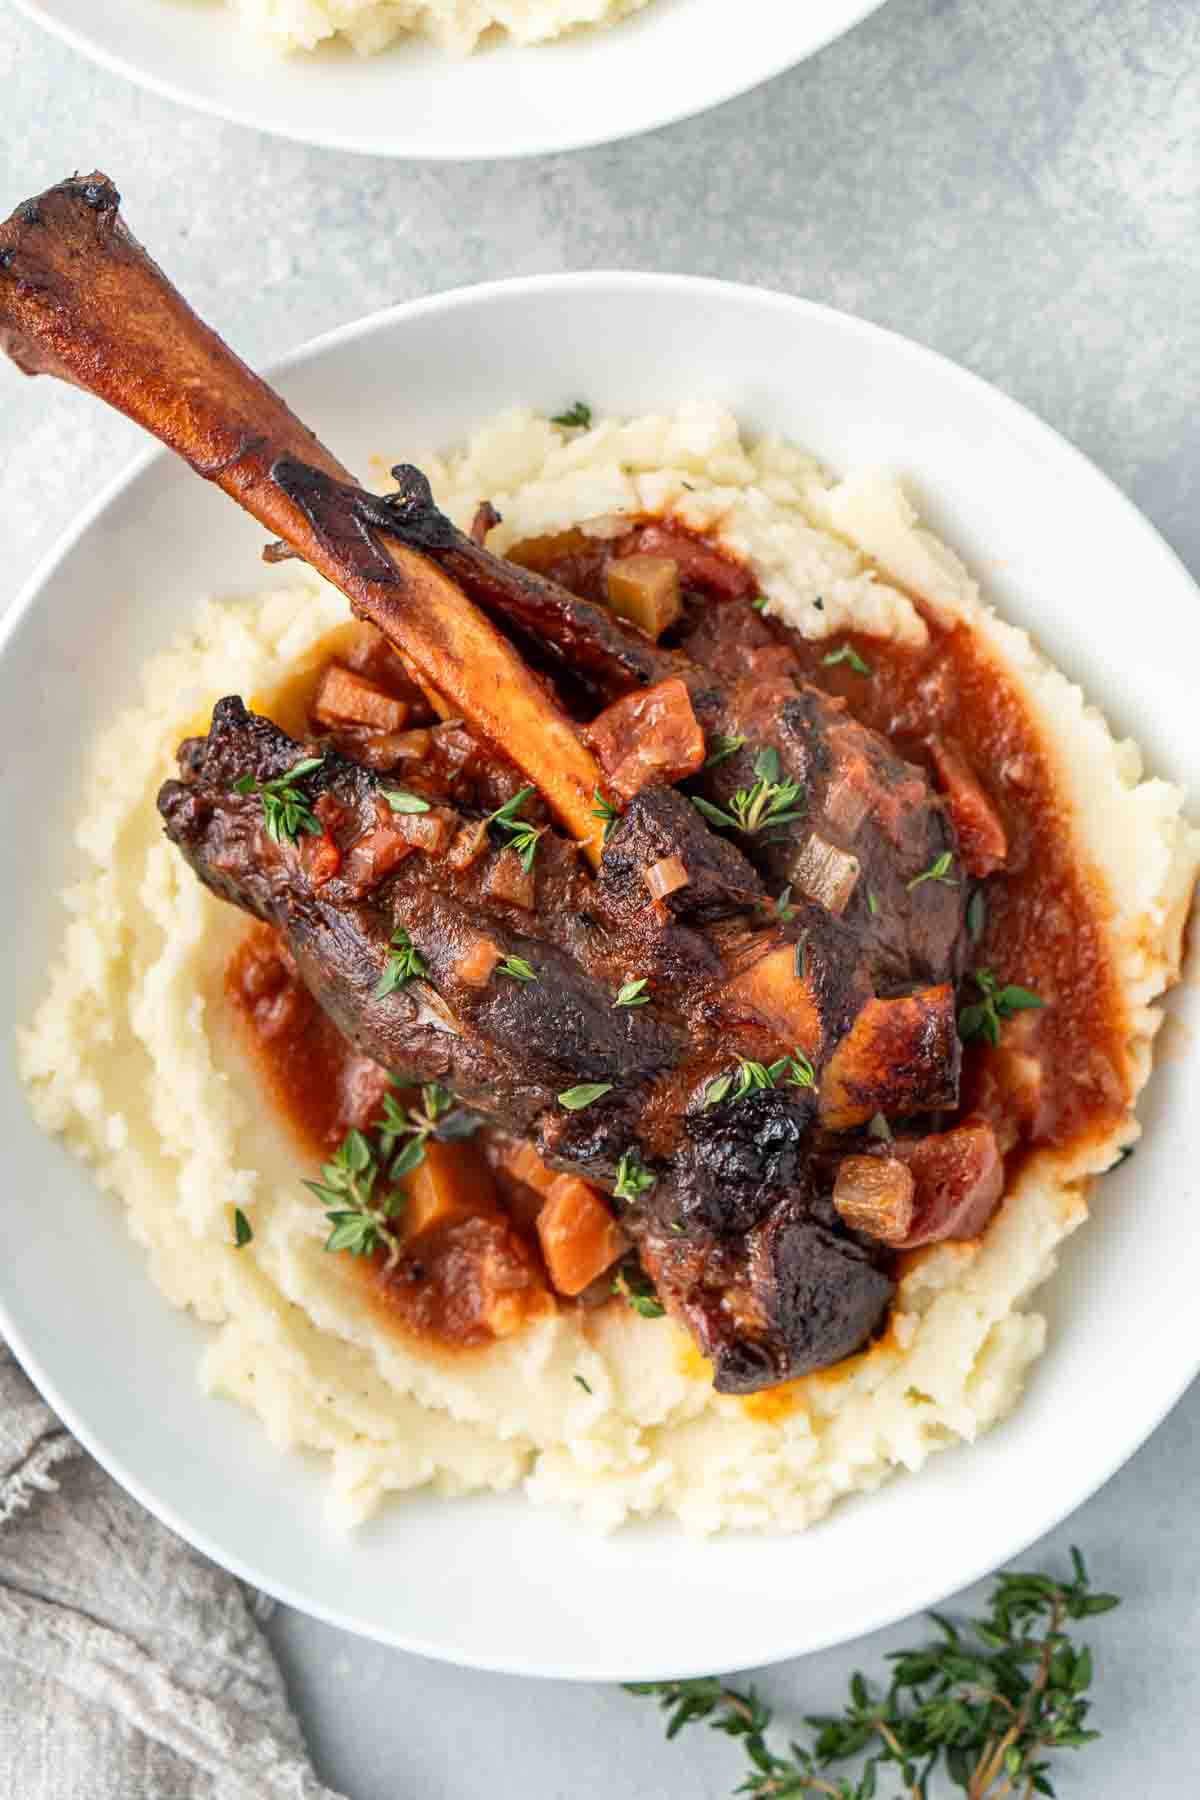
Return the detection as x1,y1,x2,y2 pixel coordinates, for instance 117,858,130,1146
377,1081,480,1174
373,926,428,998
613,1151,656,1202
558,1081,614,1111
382,786,431,815
304,1128,406,1267
704,733,747,769
907,851,958,892
497,955,538,984
822,642,873,677
614,978,650,1008
306,1084,479,1266
959,968,1046,1048
613,1267,666,1318
551,401,593,429
704,1049,816,1109
628,1549,1118,1800
692,748,804,837
486,787,546,873
592,790,622,843
234,754,324,845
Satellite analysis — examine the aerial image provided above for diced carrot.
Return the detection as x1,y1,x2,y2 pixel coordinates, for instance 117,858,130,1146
455,935,504,988
403,1138,495,1238
313,662,409,734
536,1176,630,1297
498,1139,562,1199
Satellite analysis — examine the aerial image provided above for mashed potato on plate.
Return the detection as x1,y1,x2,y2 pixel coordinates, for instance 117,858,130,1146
19,405,1198,1530
228,0,652,57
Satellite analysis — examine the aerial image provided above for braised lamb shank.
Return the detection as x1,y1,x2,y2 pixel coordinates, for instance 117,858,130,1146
0,174,1003,1393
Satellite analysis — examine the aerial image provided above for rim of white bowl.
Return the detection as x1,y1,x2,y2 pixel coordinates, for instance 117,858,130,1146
2,271,1197,1677
10,0,890,160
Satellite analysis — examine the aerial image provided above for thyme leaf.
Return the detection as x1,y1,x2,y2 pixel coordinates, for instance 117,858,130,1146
497,955,538,984
614,978,650,1008
613,1269,666,1319
551,401,592,429
822,642,873,677
558,1082,614,1111
591,789,622,843
373,926,428,998
907,850,958,891
232,1208,253,1248
613,1152,656,1202
382,787,431,815
959,968,1046,1047
486,786,546,873
704,733,747,769
236,754,324,845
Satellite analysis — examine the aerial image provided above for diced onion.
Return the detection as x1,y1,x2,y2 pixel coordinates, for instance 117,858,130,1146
789,833,860,915
643,854,689,900
822,773,870,837
833,1155,914,1245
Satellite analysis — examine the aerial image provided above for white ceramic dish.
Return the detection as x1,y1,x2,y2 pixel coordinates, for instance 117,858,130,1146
11,0,889,160
1,274,1196,1680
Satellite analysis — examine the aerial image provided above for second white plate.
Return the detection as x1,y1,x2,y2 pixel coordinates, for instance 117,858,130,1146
12,0,889,159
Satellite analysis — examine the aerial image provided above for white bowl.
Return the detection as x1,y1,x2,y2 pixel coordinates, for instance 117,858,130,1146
1,274,1197,1680
11,0,888,159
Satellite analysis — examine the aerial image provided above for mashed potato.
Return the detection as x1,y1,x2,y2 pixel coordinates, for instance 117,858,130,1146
19,405,1199,1531
227,0,652,57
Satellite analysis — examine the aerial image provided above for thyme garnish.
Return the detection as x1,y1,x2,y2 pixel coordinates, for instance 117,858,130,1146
558,1082,614,1111
497,955,538,984
705,1050,816,1108
234,754,324,845
591,789,622,843
233,1208,253,1248
551,401,593,429
382,786,431,815
691,748,804,837
967,886,988,943
373,926,428,998
307,1084,479,1267
304,1129,406,1268
613,1269,666,1318
959,969,1046,1048
907,851,958,891
613,1152,656,1202
822,643,873,677
486,787,546,872
704,733,747,769
614,978,650,1008
627,1549,1118,1800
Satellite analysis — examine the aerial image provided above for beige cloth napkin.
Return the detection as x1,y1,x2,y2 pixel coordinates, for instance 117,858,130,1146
0,1343,346,1800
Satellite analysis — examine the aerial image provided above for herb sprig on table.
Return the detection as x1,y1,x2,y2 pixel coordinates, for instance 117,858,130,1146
627,1550,1117,1799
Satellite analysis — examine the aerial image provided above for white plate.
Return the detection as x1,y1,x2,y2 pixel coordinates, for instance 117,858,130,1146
11,0,888,160
1,275,1197,1680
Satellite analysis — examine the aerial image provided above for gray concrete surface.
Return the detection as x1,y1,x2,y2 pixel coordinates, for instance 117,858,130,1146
2,0,1198,1791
